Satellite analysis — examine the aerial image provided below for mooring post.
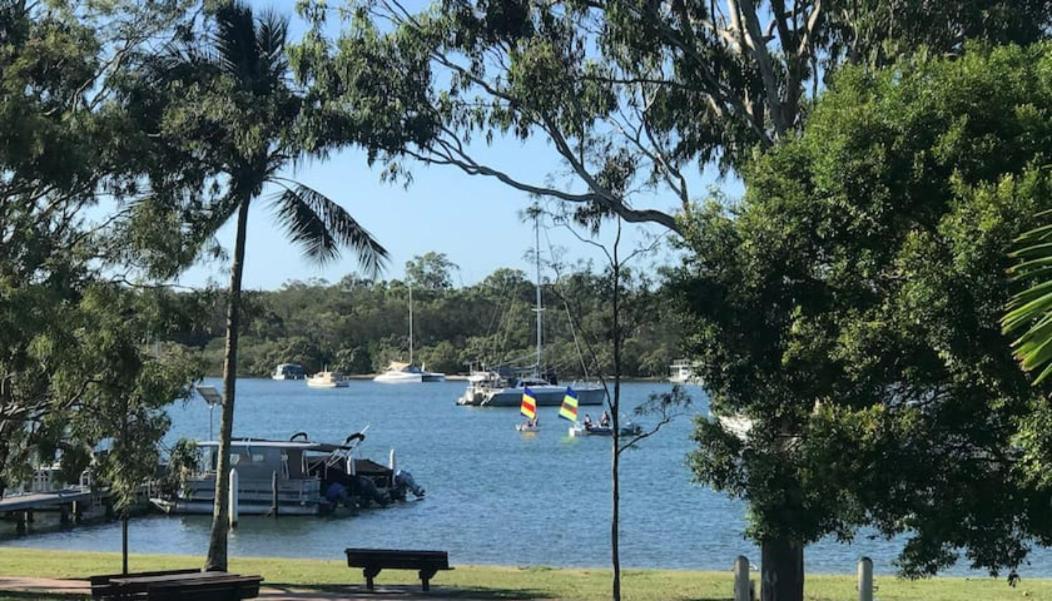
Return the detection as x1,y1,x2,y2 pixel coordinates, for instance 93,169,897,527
229,468,239,529
858,557,874,601
271,470,279,518
734,555,751,601
25,509,33,523
59,504,70,526
72,500,83,524
388,449,397,487
15,511,26,535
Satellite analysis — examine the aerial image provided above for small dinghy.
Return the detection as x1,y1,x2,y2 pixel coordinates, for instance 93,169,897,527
516,423,540,433
569,422,643,437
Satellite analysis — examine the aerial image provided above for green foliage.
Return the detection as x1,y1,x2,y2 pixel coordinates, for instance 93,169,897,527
0,1,203,502
406,252,459,290
288,0,1052,237
160,266,684,379
678,43,1052,577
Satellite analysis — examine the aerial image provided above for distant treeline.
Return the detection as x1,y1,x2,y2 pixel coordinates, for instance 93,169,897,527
158,261,684,379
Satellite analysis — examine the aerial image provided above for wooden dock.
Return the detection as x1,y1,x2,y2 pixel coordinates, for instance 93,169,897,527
0,488,98,533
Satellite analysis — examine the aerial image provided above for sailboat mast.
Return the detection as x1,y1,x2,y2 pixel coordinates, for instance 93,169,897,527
409,284,414,365
534,212,543,374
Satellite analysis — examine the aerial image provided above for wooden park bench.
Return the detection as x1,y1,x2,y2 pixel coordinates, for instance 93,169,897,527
90,568,262,600
344,548,452,592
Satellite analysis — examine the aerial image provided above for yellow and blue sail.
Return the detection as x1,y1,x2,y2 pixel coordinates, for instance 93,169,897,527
559,387,579,422
520,387,537,419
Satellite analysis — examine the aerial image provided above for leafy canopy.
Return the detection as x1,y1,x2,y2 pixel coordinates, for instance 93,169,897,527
678,43,1052,576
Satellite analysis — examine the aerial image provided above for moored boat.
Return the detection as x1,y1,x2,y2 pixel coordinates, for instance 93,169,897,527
272,363,306,380
568,422,643,437
668,359,700,384
150,432,424,516
307,369,348,388
373,361,445,384
457,213,603,407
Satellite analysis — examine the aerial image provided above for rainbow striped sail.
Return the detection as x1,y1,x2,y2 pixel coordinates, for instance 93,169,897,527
559,387,579,422
520,387,537,419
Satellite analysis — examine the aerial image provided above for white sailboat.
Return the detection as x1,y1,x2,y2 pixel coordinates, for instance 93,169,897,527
374,285,446,383
458,213,604,407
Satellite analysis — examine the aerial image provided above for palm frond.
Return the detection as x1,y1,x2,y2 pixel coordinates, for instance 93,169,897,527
213,1,259,86
270,182,388,276
255,9,289,92
1004,213,1052,384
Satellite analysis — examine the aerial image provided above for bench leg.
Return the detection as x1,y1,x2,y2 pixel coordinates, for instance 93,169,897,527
363,566,382,591
419,568,438,592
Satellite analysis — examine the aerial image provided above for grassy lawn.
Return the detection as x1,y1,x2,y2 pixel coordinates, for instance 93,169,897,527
0,547,1047,600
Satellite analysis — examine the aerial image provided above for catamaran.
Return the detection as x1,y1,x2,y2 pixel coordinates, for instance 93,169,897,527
458,213,604,407
374,286,446,383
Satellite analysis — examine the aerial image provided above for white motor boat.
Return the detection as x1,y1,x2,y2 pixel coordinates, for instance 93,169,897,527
374,361,445,384
272,363,305,380
668,359,700,384
307,369,349,388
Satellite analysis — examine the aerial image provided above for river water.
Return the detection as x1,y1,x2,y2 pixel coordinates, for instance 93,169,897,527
3,378,1050,576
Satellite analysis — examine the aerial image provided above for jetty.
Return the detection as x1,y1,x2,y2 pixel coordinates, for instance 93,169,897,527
1,487,104,534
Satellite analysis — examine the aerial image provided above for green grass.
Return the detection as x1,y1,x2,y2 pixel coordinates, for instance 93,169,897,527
0,548,1048,600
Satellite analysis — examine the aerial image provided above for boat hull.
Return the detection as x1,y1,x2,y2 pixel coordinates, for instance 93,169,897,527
307,381,348,388
150,498,325,516
463,385,605,407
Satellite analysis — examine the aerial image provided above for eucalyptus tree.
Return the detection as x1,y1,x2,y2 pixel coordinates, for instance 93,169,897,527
0,0,200,501
290,0,1052,236
124,2,388,571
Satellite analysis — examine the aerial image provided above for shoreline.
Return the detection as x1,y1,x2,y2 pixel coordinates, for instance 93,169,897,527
0,548,1047,601
206,374,674,382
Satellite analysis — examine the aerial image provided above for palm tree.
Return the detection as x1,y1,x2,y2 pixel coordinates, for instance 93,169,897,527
1004,211,1052,383
139,3,387,571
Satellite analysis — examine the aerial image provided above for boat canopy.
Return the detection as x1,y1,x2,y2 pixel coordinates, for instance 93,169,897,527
196,438,353,452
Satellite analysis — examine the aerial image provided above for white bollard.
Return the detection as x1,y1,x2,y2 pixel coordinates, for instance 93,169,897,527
734,555,751,601
228,468,239,529
858,557,873,601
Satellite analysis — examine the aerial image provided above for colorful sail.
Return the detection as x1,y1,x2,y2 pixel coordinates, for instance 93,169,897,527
520,387,537,419
559,387,579,422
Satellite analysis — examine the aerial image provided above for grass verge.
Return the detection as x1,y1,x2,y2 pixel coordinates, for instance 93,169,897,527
0,547,1047,600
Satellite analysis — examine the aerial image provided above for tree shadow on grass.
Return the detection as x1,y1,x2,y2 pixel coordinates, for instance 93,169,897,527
262,583,551,600
0,593,86,601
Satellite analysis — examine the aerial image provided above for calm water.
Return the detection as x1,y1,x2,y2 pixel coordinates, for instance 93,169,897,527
3,378,1051,576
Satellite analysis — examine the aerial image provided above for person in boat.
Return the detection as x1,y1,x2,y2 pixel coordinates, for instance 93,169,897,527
583,414,593,429
600,411,611,428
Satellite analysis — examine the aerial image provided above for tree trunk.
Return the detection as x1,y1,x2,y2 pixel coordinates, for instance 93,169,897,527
204,199,251,573
610,229,622,601
761,538,804,601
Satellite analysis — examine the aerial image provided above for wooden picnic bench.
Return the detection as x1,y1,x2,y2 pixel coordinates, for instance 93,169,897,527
90,568,262,600
344,548,452,592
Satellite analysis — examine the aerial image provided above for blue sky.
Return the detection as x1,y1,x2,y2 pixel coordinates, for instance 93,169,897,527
176,2,739,291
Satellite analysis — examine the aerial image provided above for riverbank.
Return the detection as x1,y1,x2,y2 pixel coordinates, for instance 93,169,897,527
0,548,1046,601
